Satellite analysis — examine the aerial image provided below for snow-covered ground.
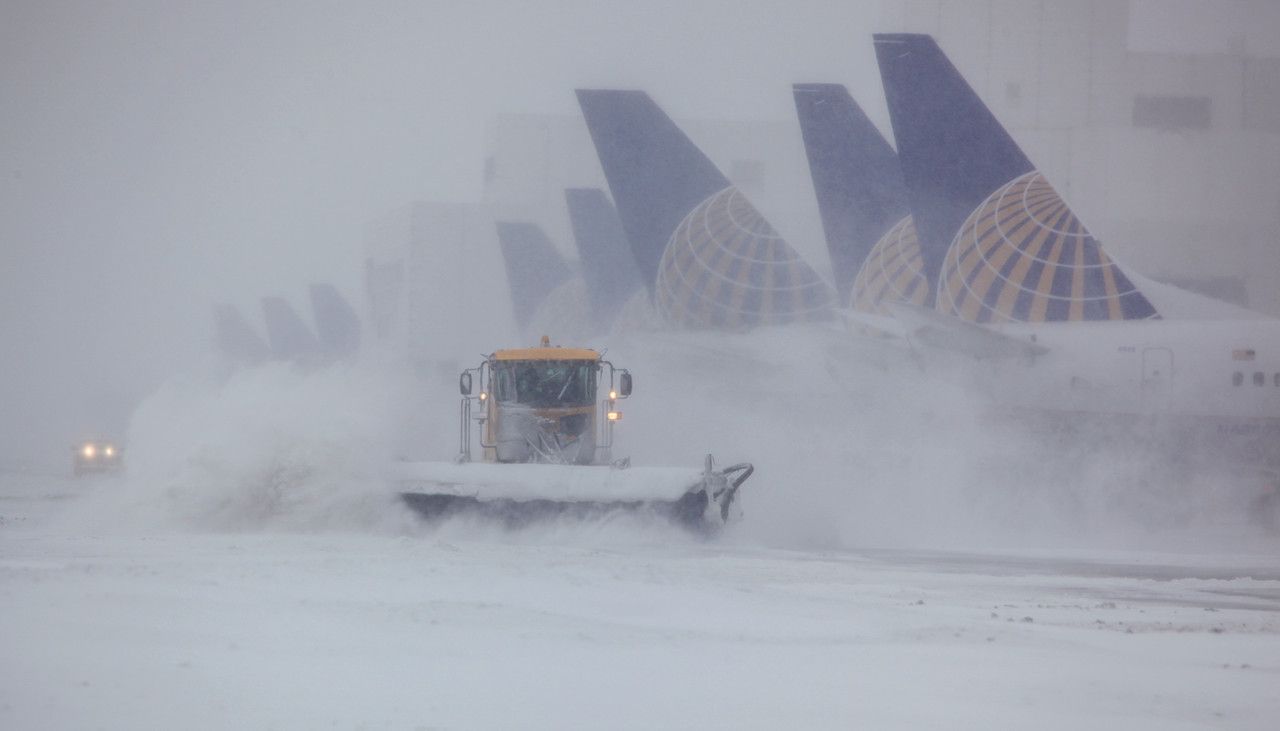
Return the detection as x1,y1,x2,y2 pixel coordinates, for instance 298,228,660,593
3,474,1278,730
4,333,1279,729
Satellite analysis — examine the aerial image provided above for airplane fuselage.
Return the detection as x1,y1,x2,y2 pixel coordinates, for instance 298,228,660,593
982,319,1280,421
943,319,1280,472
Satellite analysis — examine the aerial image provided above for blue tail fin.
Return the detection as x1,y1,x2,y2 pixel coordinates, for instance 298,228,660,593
576,89,728,294
261,296,322,362
793,83,911,304
874,33,1157,322
564,188,641,333
213,304,269,365
308,283,362,360
577,89,833,329
495,221,573,331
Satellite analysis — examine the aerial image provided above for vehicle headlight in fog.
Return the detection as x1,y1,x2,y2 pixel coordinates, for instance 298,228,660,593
104,446,115,457
82,444,96,459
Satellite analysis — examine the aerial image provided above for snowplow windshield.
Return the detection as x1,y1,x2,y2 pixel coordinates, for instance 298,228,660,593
494,360,598,408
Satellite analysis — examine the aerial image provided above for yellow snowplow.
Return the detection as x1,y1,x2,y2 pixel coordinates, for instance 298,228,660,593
394,336,752,532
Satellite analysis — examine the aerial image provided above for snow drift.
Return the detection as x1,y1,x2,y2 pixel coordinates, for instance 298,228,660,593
56,359,421,534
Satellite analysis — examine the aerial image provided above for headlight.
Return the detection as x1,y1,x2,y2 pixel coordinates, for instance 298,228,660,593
104,446,115,457
82,444,96,459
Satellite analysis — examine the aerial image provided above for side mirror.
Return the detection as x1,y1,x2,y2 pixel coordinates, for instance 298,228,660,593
619,372,633,397
459,371,473,396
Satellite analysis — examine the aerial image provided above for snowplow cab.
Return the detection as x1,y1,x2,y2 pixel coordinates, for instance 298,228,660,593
459,336,631,465
395,335,749,533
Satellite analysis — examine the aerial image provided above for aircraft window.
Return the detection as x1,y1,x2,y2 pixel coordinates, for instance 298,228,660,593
1232,372,1243,386
1244,62,1280,134
1254,372,1265,386
1133,94,1211,131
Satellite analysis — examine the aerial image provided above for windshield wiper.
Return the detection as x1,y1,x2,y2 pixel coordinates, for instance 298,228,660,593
555,370,574,402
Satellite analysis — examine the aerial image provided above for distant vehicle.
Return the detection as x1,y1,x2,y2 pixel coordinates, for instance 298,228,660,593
73,439,123,476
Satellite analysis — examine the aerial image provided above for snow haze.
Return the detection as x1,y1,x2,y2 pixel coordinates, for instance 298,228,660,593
0,0,887,468
3,2,1280,728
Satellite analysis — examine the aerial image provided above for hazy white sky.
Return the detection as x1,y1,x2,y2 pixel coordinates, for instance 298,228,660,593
6,0,1274,469
0,0,886,467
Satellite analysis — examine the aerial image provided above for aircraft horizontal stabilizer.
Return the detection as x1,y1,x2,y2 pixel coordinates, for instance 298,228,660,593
836,308,911,340
885,301,1049,360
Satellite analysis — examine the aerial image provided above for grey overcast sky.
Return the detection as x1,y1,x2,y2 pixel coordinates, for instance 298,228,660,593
0,1,885,467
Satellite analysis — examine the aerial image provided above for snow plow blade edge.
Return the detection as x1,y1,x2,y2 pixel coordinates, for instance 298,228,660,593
394,456,753,533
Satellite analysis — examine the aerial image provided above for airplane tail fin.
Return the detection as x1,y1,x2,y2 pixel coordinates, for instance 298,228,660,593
565,187,641,333
213,304,269,365
261,296,322,361
577,89,833,329
308,283,362,360
792,83,910,304
495,221,573,331
874,33,1157,322
576,89,728,294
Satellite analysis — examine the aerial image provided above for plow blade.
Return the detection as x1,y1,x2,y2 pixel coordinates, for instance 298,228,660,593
392,456,752,533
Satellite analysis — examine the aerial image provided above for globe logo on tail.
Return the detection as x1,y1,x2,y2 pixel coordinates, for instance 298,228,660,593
656,186,834,329
851,215,928,314
937,172,1158,323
